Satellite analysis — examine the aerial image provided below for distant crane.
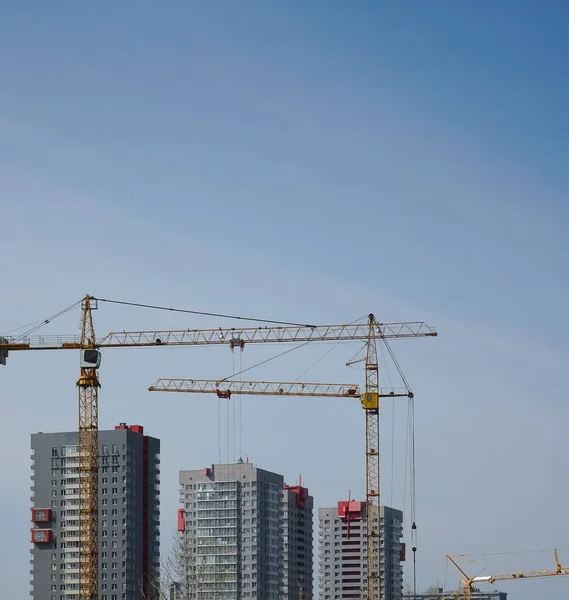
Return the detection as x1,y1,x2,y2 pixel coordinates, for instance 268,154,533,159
446,550,569,599
149,314,437,600
1,299,436,600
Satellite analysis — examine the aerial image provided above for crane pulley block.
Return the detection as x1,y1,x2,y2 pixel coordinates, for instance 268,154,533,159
80,350,101,369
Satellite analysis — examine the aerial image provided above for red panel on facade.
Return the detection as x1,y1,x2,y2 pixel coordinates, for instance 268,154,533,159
31,529,51,543
400,542,406,562
284,484,309,508
114,423,144,434
204,467,212,475
337,500,364,520
177,509,185,532
142,434,150,598
31,508,52,523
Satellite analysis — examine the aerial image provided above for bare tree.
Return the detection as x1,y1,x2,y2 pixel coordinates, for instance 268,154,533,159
141,531,198,600
424,585,442,599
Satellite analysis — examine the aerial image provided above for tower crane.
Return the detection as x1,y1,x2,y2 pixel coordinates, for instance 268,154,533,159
446,550,569,599
0,298,436,600
148,314,436,600
148,376,411,600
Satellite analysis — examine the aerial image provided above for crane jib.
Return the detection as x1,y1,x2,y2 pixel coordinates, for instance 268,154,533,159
0,322,436,353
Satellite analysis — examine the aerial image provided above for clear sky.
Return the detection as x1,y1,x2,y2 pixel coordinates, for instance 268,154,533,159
1,2,568,598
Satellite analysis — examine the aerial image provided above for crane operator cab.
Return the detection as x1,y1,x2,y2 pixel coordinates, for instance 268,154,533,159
80,349,101,369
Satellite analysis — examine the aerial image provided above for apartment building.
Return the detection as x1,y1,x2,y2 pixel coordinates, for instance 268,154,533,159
178,462,313,600
283,483,314,600
30,423,160,600
318,501,403,600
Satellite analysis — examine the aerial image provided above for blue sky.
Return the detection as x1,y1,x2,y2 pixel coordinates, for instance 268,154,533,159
1,2,568,598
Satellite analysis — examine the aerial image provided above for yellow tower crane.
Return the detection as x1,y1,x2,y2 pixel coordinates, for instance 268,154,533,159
148,376,411,600
446,550,569,599
149,313,435,600
0,300,436,600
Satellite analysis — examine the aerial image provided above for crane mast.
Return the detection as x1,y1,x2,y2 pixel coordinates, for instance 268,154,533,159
364,315,381,600
77,297,100,600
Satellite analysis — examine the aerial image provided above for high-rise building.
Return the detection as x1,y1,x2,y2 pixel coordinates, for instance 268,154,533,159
283,483,314,600
318,501,404,600
178,462,313,600
30,423,160,600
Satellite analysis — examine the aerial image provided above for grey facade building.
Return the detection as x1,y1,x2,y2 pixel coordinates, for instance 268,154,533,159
178,462,313,600
318,501,403,600
30,423,160,600
283,483,314,600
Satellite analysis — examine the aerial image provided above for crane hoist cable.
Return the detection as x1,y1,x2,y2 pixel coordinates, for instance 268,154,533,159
219,340,313,382
378,341,396,507
382,335,418,600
